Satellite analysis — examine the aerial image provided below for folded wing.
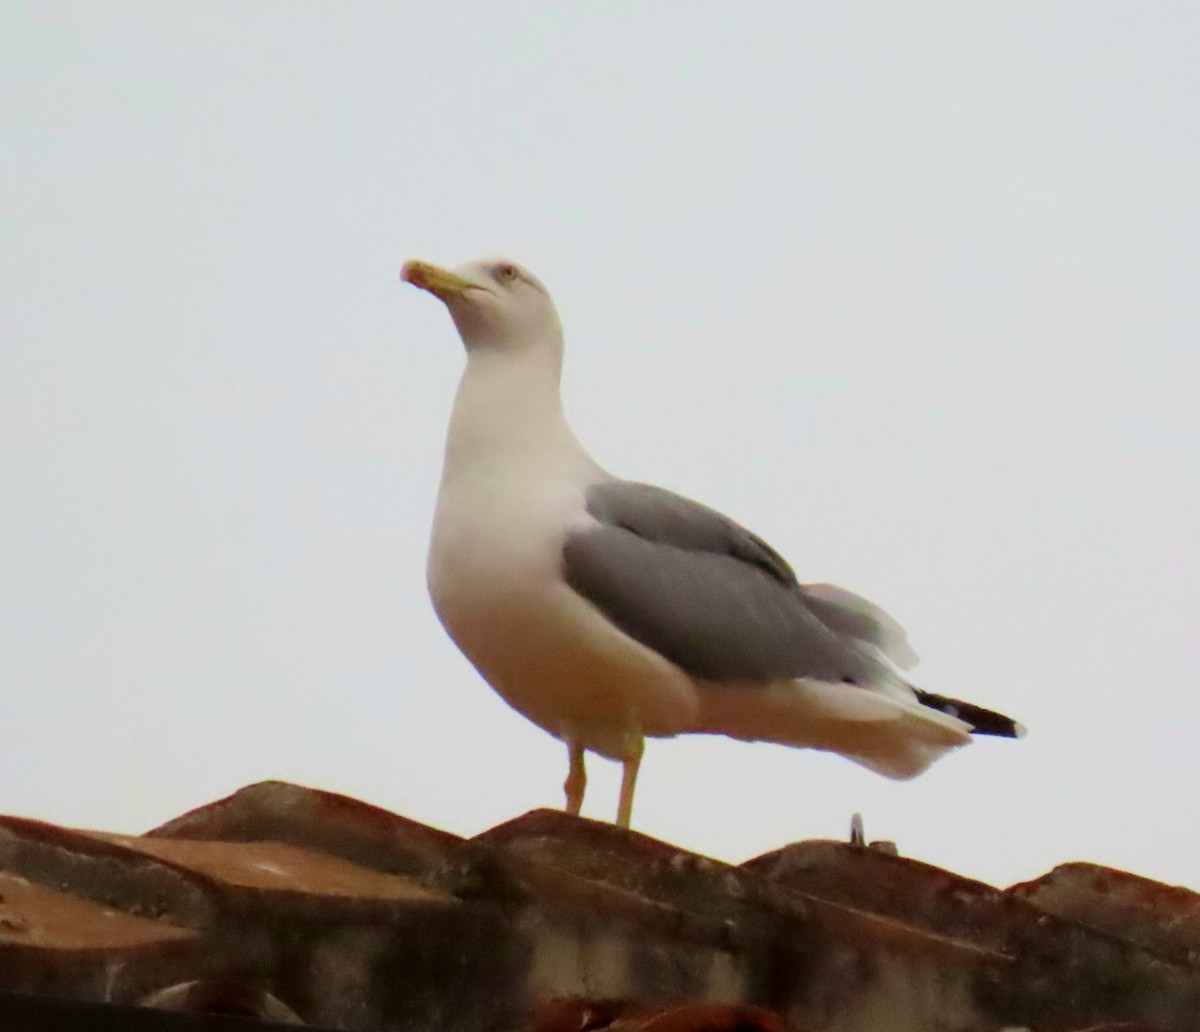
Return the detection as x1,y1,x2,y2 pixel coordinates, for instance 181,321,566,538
564,480,883,686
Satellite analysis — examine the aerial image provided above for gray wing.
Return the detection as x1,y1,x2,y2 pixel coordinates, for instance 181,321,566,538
800,583,919,670
563,481,879,684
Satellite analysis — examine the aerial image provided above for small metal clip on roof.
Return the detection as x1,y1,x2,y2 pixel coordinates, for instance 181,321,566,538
848,812,899,855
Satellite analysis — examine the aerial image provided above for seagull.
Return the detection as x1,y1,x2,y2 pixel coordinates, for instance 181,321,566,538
402,256,1023,828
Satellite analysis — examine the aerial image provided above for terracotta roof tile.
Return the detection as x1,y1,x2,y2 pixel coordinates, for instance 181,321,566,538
1011,862,1200,964
530,997,794,1032
0,871,194,952
0,781,1196,1032
99,836,449,904
147,780,463,886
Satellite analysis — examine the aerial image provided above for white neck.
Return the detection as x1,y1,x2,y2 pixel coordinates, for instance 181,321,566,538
441,344,598,486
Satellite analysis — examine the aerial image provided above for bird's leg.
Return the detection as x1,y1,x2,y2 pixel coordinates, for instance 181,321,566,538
615,733,645,829
563,738,587,816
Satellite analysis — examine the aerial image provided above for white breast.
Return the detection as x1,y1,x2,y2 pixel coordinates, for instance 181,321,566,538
426,354,698,757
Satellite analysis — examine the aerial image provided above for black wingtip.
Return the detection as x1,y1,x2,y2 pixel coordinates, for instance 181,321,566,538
913,689,1026,739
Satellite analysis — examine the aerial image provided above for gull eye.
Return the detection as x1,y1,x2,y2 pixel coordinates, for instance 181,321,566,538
495,263,518,283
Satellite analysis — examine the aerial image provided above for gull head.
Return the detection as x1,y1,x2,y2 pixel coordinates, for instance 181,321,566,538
402,257,561,355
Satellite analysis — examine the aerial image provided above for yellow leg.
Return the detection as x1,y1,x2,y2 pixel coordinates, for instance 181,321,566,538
563,739,586,816
616,734,644,829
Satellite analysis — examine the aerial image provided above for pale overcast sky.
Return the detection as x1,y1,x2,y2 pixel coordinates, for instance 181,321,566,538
3,3,1198,890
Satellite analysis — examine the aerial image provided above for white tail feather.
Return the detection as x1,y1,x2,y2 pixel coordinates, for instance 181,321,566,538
691,678,971,780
